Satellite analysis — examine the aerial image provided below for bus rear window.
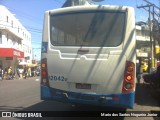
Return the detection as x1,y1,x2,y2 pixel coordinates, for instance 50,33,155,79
50,11,126,47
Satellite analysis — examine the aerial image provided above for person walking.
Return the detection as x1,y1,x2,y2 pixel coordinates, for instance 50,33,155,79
16,68,20,78
23,65,27,79
28,67,31,77
8,67,13,80
13,68,19,79
0,65,3,80
136,62,142,84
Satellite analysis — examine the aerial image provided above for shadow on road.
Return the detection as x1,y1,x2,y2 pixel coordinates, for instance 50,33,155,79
0,106,24,111
13,101,125,120
2,82,160,120
135,83,160,107
17,100,126,111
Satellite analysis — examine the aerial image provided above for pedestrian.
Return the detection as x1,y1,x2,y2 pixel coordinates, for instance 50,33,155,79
14,68,19,79
3,68,7,79
2,67,3,80
0,65,3,80
23,65,27,79
136,63,142,84
28,67,31,77
7,67,13,80
16,68,20,78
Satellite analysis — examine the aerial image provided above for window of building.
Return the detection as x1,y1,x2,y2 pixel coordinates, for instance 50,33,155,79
136,30,142,36
0,60,2,66
13,38,15,46
6,16,9,22
11,20,13,28
7,34,8,41
0,32,2,44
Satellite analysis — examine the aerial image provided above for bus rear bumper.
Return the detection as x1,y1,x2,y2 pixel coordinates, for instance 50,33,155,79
41,86,135,109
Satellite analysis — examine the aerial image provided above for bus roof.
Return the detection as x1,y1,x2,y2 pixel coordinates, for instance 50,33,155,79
47,5,134,15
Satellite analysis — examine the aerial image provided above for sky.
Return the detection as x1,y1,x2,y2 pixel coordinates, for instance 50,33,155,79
0,0,159,60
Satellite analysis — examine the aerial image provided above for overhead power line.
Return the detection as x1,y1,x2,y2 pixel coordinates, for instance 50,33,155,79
0,22,42,33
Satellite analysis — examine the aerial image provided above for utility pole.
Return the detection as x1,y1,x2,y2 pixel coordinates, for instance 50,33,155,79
152,6,156,68
137,0,160,72
137,4,154,73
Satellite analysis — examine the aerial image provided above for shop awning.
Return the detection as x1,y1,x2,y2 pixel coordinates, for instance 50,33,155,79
0,48,24,58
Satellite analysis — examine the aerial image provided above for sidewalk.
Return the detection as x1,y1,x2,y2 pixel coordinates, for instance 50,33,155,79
18,76,40,80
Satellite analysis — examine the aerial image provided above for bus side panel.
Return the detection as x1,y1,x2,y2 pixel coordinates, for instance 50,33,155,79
41,85,52,100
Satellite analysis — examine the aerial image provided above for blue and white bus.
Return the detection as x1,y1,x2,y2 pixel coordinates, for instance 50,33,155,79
41,5,136,109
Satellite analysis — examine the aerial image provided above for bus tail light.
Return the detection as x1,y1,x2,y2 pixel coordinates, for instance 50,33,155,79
41,58,49,86
122,61,135,93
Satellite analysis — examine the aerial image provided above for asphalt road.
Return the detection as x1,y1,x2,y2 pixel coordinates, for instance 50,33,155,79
0,77,159,120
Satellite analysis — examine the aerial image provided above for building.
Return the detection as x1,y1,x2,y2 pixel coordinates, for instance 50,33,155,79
136,22,160,72
0,5,32,70
136,24,150,58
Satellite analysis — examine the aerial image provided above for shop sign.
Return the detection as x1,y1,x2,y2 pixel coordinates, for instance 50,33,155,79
13,50,21,57
137,52,148,57
0,48,24,58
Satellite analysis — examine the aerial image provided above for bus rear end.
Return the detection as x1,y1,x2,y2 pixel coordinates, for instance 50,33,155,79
41,5,136,109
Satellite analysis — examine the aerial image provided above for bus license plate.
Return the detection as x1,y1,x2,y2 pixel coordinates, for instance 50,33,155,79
76,83,91,89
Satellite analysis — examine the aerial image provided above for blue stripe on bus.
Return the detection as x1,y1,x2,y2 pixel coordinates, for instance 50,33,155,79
41,85,135,109
41,85,52,98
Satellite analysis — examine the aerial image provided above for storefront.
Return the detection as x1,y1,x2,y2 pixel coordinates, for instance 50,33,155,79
0,48,24,70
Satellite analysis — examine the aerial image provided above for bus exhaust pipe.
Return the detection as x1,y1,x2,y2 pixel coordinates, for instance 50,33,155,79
99,96,105,103
62,93,69,99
